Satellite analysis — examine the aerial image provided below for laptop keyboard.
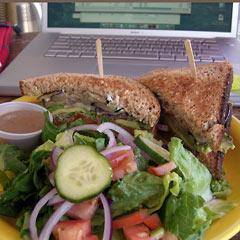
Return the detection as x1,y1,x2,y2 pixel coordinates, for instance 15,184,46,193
45,35,226,62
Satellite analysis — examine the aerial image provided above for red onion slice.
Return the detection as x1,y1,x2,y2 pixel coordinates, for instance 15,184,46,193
50,146,63,171
47,194,65,206
72,129,79,143
118,134,150,160
100,193,113,240
29,188,57,240
118,133,136,149
101,145,131,158
156,124,169,132
103,129,116,149
71,124,98,132
39,201,74,240
97,122,134,142
48,172,55,186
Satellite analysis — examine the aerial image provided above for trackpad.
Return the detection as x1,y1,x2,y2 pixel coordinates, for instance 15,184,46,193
95,62,167,78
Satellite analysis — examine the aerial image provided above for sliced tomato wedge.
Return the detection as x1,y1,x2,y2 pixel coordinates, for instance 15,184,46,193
109,150,133,168
148,161,177,176
66,197,99,220
113,209,149,230
110,149,137,181
86,235,99,240
52,219,91,240
143,213,162,230
123,223,151,240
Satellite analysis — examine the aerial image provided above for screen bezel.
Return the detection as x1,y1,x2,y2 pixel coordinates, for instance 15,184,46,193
42,2,239,38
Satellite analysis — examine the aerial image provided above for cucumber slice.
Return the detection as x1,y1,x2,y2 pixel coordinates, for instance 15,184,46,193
150,226,165,239
134,135,170,164
55,145,112,203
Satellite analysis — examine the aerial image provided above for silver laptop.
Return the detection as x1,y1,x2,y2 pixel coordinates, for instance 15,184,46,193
0,2,239,99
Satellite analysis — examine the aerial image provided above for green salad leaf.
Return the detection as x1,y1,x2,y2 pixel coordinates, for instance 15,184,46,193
133,147,149,171
109,171,165,217
163,192,209,240
211,173,232,200
0,150,51,217
42,112,67,142
204,199,238,221
0,144,28,175
168,137,212,201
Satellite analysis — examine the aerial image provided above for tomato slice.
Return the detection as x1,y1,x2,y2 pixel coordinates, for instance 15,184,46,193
111,149,137,181
148,161,177,176
123,223,151,240
109,150,133,168
52,219,91,240
143,213,162,230
113,209,149,230
66,197,99,220
86,235,99,240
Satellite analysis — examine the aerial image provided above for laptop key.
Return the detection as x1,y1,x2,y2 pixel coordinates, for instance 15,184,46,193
68,52,81,58
200,56,213,62
56,52,69,57
159,54,174,60
48,48,72,53
81,51,96,58
134,50,146,55
51,45,71,49
45,51,56,57
175,55,188,61
54,41,69,45
213,57,225,62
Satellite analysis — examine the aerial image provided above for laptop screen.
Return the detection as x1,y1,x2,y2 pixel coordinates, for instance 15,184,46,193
47,2,233,33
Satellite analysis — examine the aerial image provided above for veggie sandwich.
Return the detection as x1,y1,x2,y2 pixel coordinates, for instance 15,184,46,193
0,65,237,240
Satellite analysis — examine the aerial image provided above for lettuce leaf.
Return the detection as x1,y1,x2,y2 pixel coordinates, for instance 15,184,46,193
0,144,28,175
133,147,149,171
34,140,55,153
211,173,232,200
41,112,67,142
0,150,51,217
163,192,209,240
109,171,165,217
168,137,212,201
149,172,182,213
204,199,238,220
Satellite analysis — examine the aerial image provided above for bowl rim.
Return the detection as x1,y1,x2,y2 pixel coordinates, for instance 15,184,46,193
0,101,52,137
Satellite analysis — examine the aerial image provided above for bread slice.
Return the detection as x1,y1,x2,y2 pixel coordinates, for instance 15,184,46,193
19,73,161,128
136,62,233,178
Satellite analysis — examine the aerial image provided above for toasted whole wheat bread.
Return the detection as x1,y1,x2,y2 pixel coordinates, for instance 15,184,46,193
136,62,233,178
19,73,161,128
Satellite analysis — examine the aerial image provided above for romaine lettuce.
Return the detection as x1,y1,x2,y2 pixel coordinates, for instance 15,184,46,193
163,192,209,240
168,137,212,201
204,199,238,220
109,171,165,217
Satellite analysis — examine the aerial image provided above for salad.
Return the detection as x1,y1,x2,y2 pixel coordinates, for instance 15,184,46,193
0,107,238,240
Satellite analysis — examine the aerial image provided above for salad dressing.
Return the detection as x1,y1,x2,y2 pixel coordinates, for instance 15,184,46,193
0,110,45,134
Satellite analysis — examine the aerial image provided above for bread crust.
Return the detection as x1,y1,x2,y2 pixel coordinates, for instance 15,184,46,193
136,62,233,178
19,73,161,128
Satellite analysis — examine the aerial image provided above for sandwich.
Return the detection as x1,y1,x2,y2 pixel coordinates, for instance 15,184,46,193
19,73,161,131
135,62,234,179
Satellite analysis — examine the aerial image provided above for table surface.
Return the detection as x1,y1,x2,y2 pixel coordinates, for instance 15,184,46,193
1,32,240,240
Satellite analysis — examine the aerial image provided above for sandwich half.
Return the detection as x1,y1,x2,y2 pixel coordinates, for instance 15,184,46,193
136,62,234,179
19,73,161,130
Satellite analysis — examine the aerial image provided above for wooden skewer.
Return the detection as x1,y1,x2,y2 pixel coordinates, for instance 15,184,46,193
96,39,104,78
184,39,197,80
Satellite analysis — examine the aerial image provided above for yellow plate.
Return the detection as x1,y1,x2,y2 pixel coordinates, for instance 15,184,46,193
0,98,240,239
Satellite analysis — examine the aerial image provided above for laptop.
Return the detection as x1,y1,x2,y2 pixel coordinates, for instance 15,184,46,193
0,2,239,100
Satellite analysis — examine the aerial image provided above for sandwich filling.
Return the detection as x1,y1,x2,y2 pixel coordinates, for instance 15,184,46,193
39,90,152,132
